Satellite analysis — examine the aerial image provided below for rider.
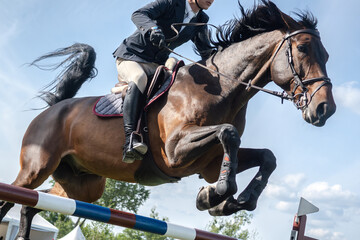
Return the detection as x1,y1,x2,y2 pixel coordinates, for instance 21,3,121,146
113,0,215,163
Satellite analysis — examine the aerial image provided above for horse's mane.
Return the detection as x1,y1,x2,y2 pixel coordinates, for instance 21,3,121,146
210,0,318,50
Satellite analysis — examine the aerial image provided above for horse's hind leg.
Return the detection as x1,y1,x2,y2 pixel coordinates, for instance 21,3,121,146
14,184,66,240
207,148,277,216
166,124,240,209
11,145,62,240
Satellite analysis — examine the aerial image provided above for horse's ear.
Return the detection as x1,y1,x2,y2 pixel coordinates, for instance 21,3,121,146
280,11,301,31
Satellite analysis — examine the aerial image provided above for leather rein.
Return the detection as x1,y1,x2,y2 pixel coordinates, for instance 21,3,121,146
164,23,332,109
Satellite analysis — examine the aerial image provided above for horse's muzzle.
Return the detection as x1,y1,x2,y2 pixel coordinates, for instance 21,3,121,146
303,101,336,127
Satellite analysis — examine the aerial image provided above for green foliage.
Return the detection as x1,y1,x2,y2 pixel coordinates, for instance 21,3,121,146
82,222,118,240
39,211,75,238
96,179,150,213
206,211,254,240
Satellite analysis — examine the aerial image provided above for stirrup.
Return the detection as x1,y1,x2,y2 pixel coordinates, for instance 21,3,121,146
122,149,143,163
122,132,148,164
129,132,148,155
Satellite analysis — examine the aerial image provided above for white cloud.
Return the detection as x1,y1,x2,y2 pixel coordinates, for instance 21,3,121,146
301,182,357,205
263,174,359,239
307,228,345,240
275,201,296,212
265,173,306,201
333,82,360,115
283,173,306,188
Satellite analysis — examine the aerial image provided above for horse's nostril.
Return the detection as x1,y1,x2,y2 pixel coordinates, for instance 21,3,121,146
316,102,328,118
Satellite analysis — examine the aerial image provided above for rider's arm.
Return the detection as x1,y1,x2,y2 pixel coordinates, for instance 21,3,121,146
131,0,172,37
192,14,214,60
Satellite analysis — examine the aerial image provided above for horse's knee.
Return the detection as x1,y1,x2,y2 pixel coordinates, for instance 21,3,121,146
20,205,41,218
13,169,49,189
261,148,277,172
218,124,240,149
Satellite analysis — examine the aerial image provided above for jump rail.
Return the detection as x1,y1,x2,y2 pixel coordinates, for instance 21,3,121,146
0,182,238,240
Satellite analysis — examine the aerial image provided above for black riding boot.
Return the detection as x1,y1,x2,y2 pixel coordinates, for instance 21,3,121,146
122,82,148,163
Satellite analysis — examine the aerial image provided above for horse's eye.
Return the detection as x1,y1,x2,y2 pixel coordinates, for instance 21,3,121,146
297,44,308,53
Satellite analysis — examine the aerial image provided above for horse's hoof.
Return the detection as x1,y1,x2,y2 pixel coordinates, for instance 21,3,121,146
237,190,257,211
196,185,231,211
196,186,213,211
208,196,239,216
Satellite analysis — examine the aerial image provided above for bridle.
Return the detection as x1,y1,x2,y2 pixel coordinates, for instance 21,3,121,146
165,24,331,110
271,29,332,109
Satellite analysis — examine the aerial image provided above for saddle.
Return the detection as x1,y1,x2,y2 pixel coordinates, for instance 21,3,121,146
93,59,184,186
93,58,182,117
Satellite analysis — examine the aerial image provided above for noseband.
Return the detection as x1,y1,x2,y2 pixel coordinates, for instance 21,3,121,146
272,29,332,109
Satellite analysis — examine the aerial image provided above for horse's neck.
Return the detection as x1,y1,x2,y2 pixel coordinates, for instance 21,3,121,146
210,30,283,110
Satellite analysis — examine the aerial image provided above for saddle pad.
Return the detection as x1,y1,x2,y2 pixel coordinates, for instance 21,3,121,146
93,61,184,118
93,93,124,117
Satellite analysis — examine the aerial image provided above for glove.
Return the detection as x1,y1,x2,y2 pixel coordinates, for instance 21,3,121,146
149,27,165,48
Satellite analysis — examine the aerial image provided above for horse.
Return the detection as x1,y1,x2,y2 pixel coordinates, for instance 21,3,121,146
0,1,336,239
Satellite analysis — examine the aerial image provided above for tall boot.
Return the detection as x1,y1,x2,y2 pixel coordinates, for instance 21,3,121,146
122,82,148,163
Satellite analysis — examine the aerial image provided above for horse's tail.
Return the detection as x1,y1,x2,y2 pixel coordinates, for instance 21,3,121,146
32,43,97,106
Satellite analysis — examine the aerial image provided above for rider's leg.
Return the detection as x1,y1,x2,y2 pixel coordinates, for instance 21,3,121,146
116,58,158,163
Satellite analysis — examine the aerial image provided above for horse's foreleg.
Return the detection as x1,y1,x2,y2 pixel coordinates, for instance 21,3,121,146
208,148,277,216
16,206,43,240
0,201,15,223
237,148,276,209
166,124,240,210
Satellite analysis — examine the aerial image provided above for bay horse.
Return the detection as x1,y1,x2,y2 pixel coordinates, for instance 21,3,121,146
0,1,336,239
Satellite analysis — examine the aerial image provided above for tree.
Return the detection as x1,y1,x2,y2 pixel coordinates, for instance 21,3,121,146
96,179,150,213
206,211,256,240
82,222,118,240
39,211,75,238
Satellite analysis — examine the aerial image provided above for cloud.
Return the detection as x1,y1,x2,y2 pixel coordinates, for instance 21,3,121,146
333,82,360,115
283,173,306,188
264,173,360,238
307,228,345,240
301,182,357,205
264,173,306,201
275,201,296,212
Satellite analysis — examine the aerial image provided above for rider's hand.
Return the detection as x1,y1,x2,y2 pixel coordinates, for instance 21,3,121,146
149,27,165,48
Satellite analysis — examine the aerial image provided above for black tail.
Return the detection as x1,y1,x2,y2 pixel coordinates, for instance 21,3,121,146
31,43,97,106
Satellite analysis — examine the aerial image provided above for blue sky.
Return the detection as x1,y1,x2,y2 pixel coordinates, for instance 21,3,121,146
0,0,359,239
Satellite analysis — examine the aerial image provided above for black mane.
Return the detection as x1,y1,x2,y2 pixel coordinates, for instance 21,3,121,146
211,0,318,49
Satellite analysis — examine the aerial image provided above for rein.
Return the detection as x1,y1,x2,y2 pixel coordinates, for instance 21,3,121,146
164,23,331,109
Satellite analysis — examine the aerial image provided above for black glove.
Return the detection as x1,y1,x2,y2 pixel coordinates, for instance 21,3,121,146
149,27,165,48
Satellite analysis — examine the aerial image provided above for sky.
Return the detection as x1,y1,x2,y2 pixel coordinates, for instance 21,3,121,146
0,0,359,239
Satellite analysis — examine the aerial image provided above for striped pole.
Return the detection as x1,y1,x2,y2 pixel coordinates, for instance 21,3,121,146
0,183,238,240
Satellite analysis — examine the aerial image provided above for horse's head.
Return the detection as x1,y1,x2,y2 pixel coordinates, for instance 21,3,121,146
270,13,336,127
